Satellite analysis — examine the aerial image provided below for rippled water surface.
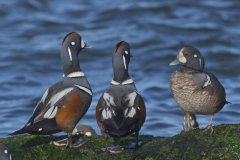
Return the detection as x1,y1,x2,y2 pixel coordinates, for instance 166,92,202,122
0,0,240,137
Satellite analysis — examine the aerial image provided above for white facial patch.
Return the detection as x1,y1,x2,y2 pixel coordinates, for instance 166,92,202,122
81,38,85,48
38,128,43,131
203,75,211,88
4,149,8,154
179,56,187,63
74,85,92,96
67,47,73,61
71,42,75,45
43,106,58,119
123,55,127,70
178,49,187,64
125,50,128,55
103,93,116,107
194,54,198,58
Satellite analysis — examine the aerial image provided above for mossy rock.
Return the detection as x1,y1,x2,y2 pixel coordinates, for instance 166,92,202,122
1,124,240,160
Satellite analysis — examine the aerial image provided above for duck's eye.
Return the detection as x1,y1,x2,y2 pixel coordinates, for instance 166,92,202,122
71,42,75,46
125,50,129,55
193,54,198,58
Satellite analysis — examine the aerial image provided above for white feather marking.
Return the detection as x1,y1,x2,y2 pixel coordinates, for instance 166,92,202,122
111,79,133,85
123,55,127,70
47,88,74,107
126,92,137,107
102,108,114,119
122,79,134,85
103,93,116,107
72,128,78,135
178,49,187,63
111,80,120,85
43,106,58,119
81,38,85,48
41,89,49,103
203,75,211,88
4,149,8,154
67,71,85,78
74,85,92,96
124,92,137,118
124,107,136,118
194,54,198,58
38,128,43,131
10,154,12,160
68,47,73,61
179,56,187,63
33,89,49,113
71,41,75,45
125,50,128,54
85,132,92,137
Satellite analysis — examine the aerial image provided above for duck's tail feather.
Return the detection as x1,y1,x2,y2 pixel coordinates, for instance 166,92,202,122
9,128,27,136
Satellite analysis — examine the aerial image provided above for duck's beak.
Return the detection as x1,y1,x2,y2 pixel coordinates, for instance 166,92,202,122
81,38,92,49
169,59,180,66
84,43,92,49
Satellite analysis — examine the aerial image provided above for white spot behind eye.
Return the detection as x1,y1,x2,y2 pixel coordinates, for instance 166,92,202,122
4,149,8,154
71,42,75,45
38,128,43,131
194,54,198,58
125,50,128,54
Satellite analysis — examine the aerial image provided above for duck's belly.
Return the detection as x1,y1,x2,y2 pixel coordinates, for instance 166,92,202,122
170,72,225,115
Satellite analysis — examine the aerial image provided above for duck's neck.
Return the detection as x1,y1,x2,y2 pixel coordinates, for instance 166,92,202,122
180,66,203,73
61,48,81,76
113,70,130,83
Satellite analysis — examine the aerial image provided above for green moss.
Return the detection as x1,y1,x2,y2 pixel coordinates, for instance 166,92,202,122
1,124,240,160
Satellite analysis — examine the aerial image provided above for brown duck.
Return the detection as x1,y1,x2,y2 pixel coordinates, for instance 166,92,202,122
169,46,228,133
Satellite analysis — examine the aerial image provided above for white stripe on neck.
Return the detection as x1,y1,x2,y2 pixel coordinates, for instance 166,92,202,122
111,79,134,85
68,47,73,61
65,71,85,78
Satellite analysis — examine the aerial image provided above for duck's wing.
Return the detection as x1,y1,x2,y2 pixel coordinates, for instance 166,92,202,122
10,82,75,135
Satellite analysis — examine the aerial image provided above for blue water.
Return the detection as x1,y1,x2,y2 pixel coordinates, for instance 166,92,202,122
0,0,240,137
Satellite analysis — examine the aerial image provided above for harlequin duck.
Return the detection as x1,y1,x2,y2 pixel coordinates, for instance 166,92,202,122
96,41,146,153
0,144,12,160
10,32,92,147
169,46,228,133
